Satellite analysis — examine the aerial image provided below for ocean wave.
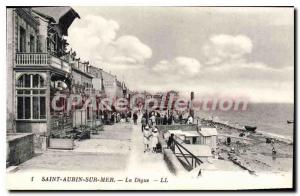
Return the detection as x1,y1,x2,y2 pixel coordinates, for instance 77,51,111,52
198,112,294,144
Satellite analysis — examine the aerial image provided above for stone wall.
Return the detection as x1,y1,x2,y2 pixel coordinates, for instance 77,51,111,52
163,149,186,175
6,9,15,133
158,124,193,175
16,121,47,150
7,133,34,166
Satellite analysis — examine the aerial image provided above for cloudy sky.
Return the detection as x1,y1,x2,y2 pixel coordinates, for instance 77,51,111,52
67,7,294,103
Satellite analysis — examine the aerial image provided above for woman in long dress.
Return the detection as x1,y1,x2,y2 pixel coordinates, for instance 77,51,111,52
151,126,159,153
143,126,152,153
150,113,156,126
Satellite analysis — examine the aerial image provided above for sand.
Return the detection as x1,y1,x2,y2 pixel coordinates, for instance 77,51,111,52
201,119,293,174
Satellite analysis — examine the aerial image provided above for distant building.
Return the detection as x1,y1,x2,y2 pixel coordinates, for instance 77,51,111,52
70,59,94,94
101,70,124,99
131,90,179,111
88,65,104,94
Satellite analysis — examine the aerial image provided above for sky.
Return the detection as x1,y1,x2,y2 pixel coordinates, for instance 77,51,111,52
67,7,294,103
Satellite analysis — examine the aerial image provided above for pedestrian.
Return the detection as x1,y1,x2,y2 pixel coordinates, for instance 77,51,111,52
150,113,156,126
149,118,153,126
143,126,152,153
116,112,120,123
227,137,231,146
127,110,132,123
144,111,149,125
141,116,147,132
168,114,173,125
272,146,277,155
133,112,138,125
163,115,168,125
151,126,159,153
167,133,175,151
155,111,161,125
179,113,183,124
121,113,126,123
187,115,193,124
111,112,115,124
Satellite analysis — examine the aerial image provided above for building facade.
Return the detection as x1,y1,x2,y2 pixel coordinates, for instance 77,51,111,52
88,65,104,94
7,7,130,150
101,70,124,99
7,7,80,149
71,60,93,94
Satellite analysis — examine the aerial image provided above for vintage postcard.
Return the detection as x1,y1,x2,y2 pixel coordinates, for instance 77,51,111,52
6,6,294,190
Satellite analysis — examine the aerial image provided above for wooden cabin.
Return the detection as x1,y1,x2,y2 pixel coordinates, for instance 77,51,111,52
198,127,218,150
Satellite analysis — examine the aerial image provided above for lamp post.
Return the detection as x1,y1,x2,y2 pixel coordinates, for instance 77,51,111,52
189,91,194,119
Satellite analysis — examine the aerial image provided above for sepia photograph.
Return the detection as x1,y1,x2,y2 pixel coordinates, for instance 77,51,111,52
5,5,295,190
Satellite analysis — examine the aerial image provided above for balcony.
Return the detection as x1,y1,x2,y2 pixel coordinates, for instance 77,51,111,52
16,53,71,73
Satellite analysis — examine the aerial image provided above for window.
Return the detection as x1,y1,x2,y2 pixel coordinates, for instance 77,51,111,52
16,74,46,120
29,35,35,52
19,27,26,52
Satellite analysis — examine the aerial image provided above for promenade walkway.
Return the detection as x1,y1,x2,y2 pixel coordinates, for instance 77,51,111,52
15,120,171,176
125,121,171,176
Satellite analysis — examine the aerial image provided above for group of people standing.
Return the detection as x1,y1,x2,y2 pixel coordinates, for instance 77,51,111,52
136,110,194,153
140,111,174,129
139,110,194,128
101,110,133,125
104,109,194,127
142,125,160,153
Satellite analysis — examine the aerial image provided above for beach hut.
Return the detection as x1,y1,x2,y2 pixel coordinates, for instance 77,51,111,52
198,127,218,149
182,131,201,144
167,130,201,144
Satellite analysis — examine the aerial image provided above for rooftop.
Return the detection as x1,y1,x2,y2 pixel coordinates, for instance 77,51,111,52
32,7,80,35
199,127,218,136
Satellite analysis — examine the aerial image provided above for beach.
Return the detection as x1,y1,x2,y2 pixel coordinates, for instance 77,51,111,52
201,119,293,174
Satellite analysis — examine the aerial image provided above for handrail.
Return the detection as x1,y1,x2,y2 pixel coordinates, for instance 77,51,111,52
173,138,203,164
174,135,185,144
16,52,48,54
171,136,203,169
15,53,70,62
16,53,49,65
175,141,193,168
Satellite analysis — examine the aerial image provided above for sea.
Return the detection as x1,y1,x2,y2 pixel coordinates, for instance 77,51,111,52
196,103,294,142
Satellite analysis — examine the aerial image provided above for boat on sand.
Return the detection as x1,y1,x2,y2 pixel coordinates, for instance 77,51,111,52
244,126,257,132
